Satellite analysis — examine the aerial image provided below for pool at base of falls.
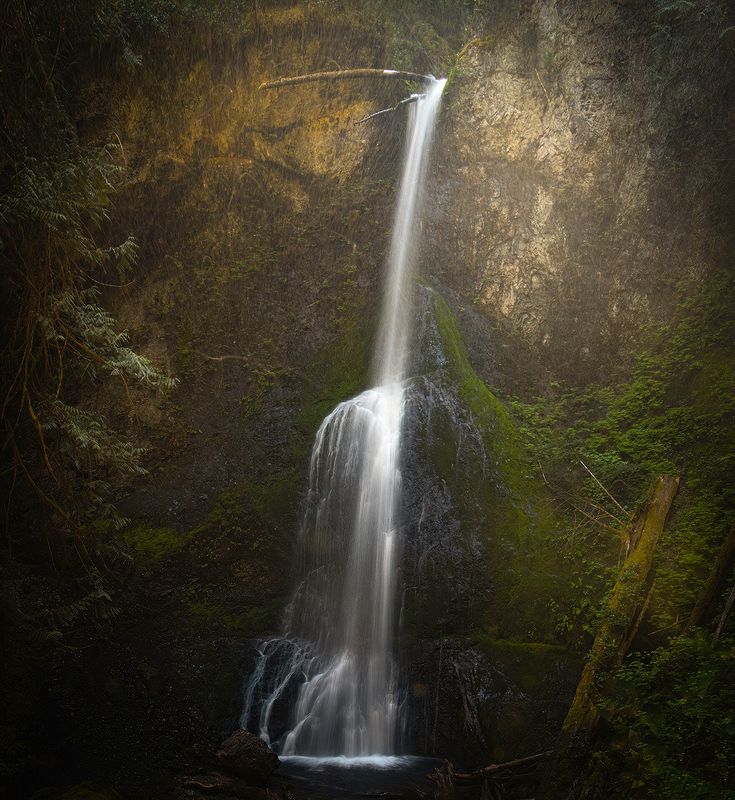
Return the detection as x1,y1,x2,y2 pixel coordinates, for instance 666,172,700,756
278,754,441,798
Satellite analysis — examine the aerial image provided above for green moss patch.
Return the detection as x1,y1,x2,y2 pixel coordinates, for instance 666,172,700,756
425,290,571,643
187,597,284,637
208,469,301,532
124,525,193,564
472,634,580,694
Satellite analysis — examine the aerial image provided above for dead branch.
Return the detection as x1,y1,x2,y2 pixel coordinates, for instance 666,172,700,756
617,579,656,665
579,459,629,519
259,68,434,90
355,94,420,124
454,751,552,780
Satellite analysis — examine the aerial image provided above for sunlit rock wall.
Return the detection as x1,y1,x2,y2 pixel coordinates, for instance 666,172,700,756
428,0,732,388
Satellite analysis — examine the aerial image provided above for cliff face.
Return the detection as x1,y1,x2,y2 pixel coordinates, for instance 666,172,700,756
429,0,733,389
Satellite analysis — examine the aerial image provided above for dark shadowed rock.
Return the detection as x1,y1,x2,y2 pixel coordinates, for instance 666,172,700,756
215,730,279,783
182,771,275,798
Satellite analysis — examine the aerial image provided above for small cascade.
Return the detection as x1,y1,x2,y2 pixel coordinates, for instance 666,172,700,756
243,77,446,756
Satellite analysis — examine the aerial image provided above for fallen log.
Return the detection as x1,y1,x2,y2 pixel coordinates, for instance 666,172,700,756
561,475,679,737
259,68,434,90
429,752,551,799
454,751,552,780
540,474,680,798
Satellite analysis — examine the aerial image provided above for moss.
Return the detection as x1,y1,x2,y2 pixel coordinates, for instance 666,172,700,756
472,634,579,694
187,597,283,637
292,267,375,455
433,292,524,482
424,290,574,643
124,525,192,563
207,469,300,532
507,271,735,634
177,340,194,373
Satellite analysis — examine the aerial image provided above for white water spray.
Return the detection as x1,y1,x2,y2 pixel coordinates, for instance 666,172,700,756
243,77,446,757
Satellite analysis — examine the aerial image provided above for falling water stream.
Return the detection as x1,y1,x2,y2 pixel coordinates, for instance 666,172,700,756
243,77,446,761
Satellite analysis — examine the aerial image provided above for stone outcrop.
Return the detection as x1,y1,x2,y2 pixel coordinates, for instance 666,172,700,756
215,730,279,783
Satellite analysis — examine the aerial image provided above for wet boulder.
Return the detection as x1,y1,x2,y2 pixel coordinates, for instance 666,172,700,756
215,730,279,783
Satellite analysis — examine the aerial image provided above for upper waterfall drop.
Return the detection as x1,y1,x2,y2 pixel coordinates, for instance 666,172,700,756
242,77,446,757
374,77,447,387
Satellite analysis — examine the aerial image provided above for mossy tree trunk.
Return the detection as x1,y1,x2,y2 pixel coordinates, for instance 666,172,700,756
688,524,735,628
541,475,680,798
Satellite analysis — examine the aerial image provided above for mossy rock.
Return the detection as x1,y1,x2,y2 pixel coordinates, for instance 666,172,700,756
471,635,580,694
401,288,572,643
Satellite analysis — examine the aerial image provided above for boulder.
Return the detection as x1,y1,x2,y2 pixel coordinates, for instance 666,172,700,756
215,730,279,783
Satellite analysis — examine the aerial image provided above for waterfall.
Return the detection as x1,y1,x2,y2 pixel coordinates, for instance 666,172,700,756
243,77,446,757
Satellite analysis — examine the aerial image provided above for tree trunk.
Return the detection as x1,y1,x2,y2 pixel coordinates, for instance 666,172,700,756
259,68,434,91
715,581,735,639
688,525,735,628
541,475,680,798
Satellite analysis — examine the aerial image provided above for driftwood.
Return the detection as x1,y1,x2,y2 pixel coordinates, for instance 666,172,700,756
259,68,434,90
540,475,680,798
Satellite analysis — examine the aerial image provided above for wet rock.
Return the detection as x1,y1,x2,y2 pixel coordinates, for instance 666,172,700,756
215,730,279,783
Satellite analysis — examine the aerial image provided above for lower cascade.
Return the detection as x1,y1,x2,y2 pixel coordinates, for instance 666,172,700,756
242,78,446,756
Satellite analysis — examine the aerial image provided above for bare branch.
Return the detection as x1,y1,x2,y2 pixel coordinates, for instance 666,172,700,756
579,459,630,518
454,751,552,779
259,68,434,91
355,94,420,124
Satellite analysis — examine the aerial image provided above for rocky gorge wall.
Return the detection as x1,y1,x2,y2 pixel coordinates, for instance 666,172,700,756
429,0,734,390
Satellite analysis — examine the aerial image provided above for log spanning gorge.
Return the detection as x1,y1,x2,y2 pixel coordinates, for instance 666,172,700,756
242,77,447,758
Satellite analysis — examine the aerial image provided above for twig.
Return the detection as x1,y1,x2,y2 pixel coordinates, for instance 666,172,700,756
579,459,629,518
649,616,680,636
202,354,251,363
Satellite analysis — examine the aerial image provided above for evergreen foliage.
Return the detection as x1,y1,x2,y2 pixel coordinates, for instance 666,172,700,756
603,631,735,798
510,272,735,795
509,269,735,630
0,0,176,543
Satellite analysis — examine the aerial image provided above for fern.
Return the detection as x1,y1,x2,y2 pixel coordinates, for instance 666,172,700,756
0,1,177,549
